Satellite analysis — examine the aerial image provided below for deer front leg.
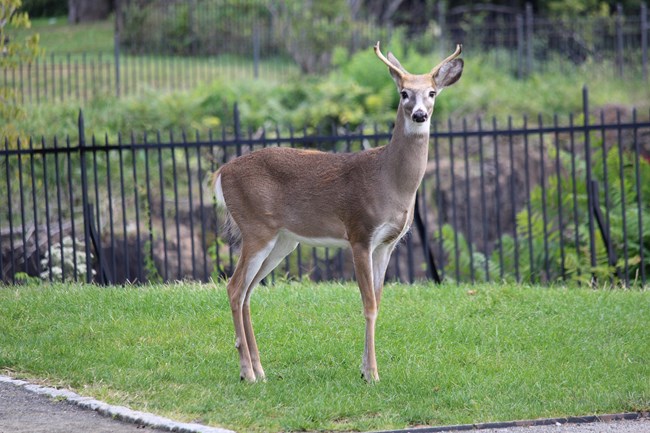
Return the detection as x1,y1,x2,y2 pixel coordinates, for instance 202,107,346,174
352,243,379,382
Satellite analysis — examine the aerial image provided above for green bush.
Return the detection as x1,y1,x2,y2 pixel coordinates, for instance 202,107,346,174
441,143,650,287
6,42,650,141
1,0,42,143
161,3,194,55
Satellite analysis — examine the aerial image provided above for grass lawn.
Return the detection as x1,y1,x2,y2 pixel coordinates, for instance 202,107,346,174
0,281,648,432
13,17,115,53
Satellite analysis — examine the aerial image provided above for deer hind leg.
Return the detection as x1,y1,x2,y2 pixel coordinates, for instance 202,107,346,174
352,242,379,382
228,236,278,382
242,234,298,381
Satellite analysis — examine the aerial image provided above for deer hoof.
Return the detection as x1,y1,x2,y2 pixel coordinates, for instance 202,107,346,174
240,370,256,383
253,365,266,381
361,369,380,383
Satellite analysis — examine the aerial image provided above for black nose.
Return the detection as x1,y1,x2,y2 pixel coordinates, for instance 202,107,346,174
412,110,428,123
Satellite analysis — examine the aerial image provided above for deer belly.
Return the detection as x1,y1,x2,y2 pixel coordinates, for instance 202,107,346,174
281,229,350,249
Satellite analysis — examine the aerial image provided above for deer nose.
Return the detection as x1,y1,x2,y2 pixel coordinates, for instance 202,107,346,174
412,110,428,123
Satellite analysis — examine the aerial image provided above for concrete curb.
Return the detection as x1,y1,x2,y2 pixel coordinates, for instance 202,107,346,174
0,375,235,433
3,374,648,433
372,411,650,433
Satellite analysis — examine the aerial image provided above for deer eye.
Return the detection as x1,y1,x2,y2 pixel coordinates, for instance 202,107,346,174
400,91,408,100
429,90,436,98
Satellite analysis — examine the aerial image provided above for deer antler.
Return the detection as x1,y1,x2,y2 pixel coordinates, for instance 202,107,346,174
430,44,463,77
374,41,406,79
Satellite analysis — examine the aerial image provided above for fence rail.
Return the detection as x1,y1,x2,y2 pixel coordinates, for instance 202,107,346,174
1,88,649,287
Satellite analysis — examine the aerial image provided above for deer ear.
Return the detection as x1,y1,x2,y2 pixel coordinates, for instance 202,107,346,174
433,58,464,89
387,52,407,85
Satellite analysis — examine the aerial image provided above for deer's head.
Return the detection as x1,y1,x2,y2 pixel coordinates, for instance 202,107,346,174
374,42,463,133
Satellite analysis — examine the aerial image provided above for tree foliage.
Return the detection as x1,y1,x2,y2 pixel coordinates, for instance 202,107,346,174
1,0,40,67
1,0,41,141
19,0,66,17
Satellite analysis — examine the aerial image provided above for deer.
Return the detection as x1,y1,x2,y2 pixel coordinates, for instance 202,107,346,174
212,42,463,382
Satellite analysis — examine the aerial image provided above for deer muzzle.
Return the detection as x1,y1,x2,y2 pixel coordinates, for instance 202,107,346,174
412,110,428,123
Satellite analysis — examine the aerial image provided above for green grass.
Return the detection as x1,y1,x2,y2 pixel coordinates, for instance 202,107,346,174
0,282,648,432
13,16,115,53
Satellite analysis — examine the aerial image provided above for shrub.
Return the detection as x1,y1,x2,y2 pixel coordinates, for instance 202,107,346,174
441,143,650,287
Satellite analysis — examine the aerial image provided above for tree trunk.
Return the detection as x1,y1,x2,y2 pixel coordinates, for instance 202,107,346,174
68,0,113,24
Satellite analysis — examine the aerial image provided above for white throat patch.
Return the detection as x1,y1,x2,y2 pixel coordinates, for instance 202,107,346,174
404,117,431,136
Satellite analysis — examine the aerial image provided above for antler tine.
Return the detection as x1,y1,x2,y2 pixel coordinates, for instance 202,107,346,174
430,44,463,77
374,41,405,79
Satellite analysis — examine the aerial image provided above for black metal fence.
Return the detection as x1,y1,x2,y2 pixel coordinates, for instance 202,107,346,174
1,50,296,105
1,88,648,287
441,2,650,79
2,2,649,105
116,0,649,78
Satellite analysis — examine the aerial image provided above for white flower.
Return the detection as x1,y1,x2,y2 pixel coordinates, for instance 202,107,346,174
40,237,94,282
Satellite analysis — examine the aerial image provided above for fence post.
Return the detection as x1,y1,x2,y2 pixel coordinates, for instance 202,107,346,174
86,202,112,284
233,103,242,157
516,14,524,79
632,110,646,286
616,3,624,77
189,0,197,55
78,110,93,283
114,24,121,98
413,194,441,283
642,2,648,81
253,25,260,79
590,180,622,283
525,3,533,76
582,87,597,277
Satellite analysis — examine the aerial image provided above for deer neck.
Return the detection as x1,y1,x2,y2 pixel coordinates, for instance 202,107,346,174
381,106,430,198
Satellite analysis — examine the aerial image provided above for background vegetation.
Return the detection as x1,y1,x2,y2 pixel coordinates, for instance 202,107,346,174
2,2,649,287
18,0,650,21
4,1,650,140
443,146,650,285
5,45,650,141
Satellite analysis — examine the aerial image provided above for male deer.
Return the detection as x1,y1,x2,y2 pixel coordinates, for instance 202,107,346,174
212,42,463,382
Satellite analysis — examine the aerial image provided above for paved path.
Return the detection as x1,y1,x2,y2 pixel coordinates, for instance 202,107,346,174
1,376,648,433
0,376,233,433
0,379,162,433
